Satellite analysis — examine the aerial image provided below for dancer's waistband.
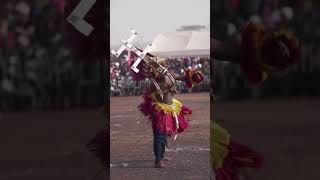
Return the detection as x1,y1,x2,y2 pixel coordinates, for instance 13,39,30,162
148,93,182,115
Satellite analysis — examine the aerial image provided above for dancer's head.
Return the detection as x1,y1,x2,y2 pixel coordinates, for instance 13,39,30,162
259,31,300,71
192,71,204,83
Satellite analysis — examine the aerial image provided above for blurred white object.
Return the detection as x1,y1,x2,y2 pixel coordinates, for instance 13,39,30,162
2,78,14,92
18,35,30,47
111,28,137,57
16,2,30,16
9,56,18,64
282,6,293,20
123,55,128,61
227,23,237,36
121,163,128,167
67,0,96,36
150,31,209,58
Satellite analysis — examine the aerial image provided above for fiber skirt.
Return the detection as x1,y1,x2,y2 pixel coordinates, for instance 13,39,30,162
138,92,192,136
211,122,263,180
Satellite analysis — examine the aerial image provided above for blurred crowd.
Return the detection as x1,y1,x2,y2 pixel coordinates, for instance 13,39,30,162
0,0,103,110
110,52,210,96
212,0,320,100
3,0,316,108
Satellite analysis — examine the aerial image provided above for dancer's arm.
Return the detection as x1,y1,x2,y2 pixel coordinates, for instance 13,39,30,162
171,72,185,81
211,35,242,63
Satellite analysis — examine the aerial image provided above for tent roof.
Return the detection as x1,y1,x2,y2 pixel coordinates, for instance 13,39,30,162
149,31,209,58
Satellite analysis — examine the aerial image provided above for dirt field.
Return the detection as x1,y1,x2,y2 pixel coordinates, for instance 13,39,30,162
214,96,320,180
0,108,107,180
110,93,211,180
1,95,319,180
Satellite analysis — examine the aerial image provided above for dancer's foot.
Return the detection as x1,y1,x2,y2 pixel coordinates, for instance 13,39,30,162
163,157,172,161
154,161,165,168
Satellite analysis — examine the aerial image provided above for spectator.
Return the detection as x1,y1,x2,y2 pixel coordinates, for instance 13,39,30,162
0,0,102,110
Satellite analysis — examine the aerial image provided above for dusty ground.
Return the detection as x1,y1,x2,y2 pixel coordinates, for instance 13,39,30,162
0,108,107,180
110,93,211,180
1,95,319,180
214,96,320,180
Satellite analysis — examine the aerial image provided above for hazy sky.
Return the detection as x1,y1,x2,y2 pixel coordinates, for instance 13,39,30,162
110,0,210,46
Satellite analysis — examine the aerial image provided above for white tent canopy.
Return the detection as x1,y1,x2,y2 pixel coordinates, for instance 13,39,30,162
149,31,210,58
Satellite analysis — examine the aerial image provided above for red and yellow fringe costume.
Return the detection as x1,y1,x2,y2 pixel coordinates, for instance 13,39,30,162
211,22,300,180
211,122,263,180
239,22,300,85
138,90,192,135
137,68,203,135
